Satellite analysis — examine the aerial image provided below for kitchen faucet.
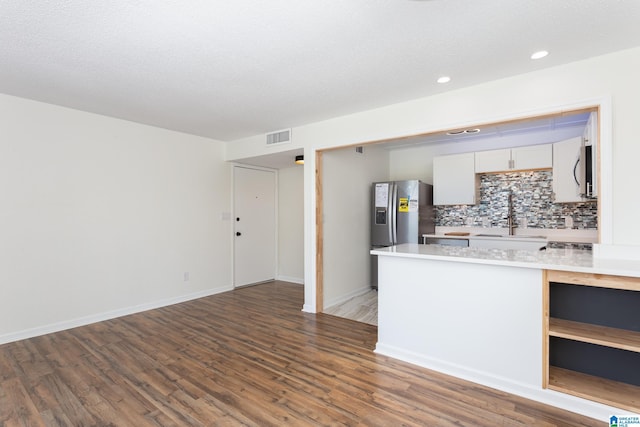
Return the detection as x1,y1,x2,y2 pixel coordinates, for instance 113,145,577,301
507,192,516,236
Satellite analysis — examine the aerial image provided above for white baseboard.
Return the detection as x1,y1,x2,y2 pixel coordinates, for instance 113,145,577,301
0,285,233,345
324,285,372,309
276,275,304,285
374,342,634,421
302,303,316,313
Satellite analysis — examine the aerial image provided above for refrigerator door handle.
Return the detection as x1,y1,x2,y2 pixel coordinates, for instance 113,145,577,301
391,183,397,245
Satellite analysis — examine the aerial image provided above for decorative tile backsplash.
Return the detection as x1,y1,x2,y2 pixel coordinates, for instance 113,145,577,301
436,171,598,229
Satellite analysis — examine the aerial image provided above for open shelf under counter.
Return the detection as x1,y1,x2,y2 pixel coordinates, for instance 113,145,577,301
549,318,640,353
544,269,640,414
548,366,640,414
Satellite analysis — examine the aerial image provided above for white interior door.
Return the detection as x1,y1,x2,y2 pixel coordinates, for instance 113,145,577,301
233,166,276,287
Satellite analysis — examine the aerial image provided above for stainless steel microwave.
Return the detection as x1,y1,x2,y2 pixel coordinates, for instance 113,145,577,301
579,145,596,199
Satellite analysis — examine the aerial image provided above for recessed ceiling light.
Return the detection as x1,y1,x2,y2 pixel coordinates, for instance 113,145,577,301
531,50,549,60
446,128,481,136
437,76,451,84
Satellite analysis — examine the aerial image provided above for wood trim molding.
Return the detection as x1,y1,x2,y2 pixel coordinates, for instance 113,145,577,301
595,106,602,244
542,269,549,389
315,150,324,313
546,270,640,292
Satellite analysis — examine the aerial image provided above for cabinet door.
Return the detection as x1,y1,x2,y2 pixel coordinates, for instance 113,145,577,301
512,144,552,170
433,152,476,205
552,137,582,203
475,149,511,173
476,145,552,173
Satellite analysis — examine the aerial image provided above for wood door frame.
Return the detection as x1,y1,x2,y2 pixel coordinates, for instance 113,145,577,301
232,164,278,288
315,151,324,312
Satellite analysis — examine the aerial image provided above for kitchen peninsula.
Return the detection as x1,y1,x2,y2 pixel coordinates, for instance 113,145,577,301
371,243,640,419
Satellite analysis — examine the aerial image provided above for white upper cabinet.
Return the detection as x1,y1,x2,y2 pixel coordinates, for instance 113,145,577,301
512,144,552,170
475,144,552,173
474,149,511,173
433,152,477,205
552,136,583,203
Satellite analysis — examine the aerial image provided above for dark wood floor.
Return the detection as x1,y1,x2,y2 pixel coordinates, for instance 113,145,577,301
0,281,604,426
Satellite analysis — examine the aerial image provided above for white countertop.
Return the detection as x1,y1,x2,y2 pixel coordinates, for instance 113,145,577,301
371,243,640,278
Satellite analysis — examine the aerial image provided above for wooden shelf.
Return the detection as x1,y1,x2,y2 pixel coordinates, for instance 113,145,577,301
544,270,640,413
546,270,640,292
548,366,640,413
549,318,640,353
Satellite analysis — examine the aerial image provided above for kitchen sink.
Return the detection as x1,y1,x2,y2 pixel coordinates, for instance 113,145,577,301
474,233,546,239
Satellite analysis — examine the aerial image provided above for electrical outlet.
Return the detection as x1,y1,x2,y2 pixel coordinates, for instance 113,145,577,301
183,272,189,282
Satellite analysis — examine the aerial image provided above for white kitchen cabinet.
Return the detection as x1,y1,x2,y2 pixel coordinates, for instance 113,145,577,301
552,136,583,203
474,148,511,173
512,144,552,170
475,144,552,173
433,152,477,205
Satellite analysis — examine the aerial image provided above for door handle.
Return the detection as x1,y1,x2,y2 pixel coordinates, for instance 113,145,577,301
236,232,242,236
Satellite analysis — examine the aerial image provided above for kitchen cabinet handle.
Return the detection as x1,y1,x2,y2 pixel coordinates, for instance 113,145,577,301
236,232,242,236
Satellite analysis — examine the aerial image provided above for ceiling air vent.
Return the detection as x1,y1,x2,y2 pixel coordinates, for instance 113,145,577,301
266,129,292,146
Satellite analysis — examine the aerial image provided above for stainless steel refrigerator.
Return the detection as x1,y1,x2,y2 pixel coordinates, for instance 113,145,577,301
370,180,434,288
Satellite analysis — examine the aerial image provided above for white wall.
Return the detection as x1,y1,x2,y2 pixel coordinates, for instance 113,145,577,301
322,146,389,307
0,93,232,343
226,47,640,313
277,166,304,283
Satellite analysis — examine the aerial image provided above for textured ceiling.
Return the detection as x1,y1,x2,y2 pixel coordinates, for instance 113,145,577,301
1,1,640,142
